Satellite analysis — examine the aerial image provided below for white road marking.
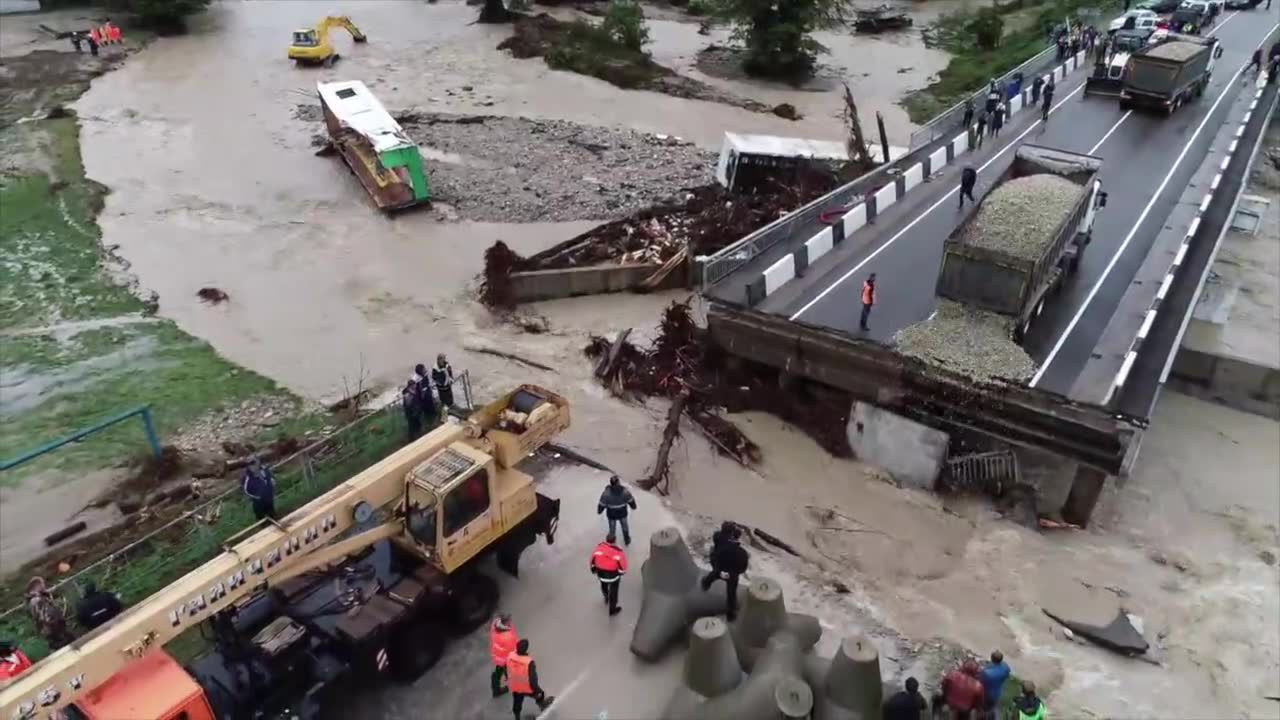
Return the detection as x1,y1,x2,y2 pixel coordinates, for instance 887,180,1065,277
535,661,595,719
1030,20,1279,387
1088,110,1132,154
789,82,1089,321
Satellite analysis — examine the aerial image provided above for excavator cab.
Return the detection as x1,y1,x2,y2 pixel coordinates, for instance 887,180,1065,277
291,29,319,47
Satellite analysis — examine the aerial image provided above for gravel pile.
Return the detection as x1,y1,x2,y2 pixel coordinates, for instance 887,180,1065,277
958,174,1082,262
397,112,714,222
893,301,1037,383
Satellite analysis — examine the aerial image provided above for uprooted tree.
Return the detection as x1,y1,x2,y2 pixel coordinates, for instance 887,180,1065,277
707,0,854,81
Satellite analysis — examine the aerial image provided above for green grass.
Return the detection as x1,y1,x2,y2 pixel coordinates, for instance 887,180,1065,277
545,19,666,89
0,107,293,481
0,405,415,660
903,0,1118,123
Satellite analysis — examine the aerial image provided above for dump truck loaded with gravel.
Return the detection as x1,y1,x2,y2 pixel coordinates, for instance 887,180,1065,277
935,144,1107,342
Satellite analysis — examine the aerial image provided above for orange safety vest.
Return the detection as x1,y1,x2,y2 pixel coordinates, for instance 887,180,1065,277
861,281,875,306
489,621,519,667
506,653,533,695
0,651,32,681
88,28,100,44
109,25,122,42
591,541,627,576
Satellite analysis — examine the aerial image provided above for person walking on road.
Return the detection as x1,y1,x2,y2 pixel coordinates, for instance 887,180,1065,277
490,613,519,697
974,112,987,149
598,475,638,545
506,639,553,719
859,273,877,332
700,521,750,621
1247,48,1264,77
992,101,1006,138
1041,79,1055,123
1031,75,1044,105
958,167,978,210
962,99,974,131
242,457,277,520
589,533,627,616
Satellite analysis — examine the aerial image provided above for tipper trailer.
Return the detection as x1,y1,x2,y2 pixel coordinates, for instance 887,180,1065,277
1119,33,1222,114
935,145,1107,341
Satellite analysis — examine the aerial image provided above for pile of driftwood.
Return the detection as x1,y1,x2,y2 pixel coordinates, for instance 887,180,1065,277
480,180,838,311
587,300,854,493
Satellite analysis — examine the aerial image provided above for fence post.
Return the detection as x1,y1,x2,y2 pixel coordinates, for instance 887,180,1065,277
140,406,162,460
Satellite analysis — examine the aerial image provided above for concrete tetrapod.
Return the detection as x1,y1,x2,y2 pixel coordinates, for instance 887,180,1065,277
803,634,884,720
630,526,742,660
731,577,821,670
665,630,810,720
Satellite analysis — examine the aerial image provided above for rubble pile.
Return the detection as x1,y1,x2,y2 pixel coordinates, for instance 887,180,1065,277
586,300,853,490
958,174,1082,261
893,301,1036,383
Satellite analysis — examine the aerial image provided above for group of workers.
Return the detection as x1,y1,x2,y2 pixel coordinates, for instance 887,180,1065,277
883,651,1047,720
67,20,123,57
401,354,458,442
2,576,125,681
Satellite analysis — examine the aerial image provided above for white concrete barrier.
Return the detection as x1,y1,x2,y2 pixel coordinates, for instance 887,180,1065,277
904,164,924,191
951,133,967,158
806,227,834,263
763,255,796,295
874,183,897,213
843,204,867,238
929,147,947,173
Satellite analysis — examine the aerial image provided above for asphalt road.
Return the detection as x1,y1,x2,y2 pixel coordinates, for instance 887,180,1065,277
774,10,1280,397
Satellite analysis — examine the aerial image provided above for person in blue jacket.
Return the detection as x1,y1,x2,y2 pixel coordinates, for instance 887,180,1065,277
980,650,1012,719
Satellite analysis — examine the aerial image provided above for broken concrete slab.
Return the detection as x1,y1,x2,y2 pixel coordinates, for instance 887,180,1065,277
1043,608,1150,656
846,402,949,491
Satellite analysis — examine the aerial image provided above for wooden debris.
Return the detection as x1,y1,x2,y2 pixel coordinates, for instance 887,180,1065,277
468,346,556,372
44,521,87,547
638,391,688,494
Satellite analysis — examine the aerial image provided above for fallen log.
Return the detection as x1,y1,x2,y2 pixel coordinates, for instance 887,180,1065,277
751,527,800,556
594,328,632,380
638,391,688,493
636,248,687,292
468,346,556,372
44,521,88,547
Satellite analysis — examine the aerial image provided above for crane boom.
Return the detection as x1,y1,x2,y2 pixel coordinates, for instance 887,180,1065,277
0,420,471,720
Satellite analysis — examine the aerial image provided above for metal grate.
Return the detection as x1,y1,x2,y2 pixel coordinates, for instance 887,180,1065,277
945,450,1020,494
416,448,476,485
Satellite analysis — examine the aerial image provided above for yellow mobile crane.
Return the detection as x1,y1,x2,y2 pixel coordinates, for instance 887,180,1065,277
0,385,569,720
287,15,366,67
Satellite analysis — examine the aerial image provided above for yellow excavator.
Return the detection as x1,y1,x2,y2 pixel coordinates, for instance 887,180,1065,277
0,385,569,720
287,15,367,67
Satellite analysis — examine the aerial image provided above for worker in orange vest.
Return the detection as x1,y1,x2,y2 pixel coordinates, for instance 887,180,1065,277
506,638,553,719
0,640,33,682
489,612,519,698
108,23,122,44
859,272,877,332
589,532,628,616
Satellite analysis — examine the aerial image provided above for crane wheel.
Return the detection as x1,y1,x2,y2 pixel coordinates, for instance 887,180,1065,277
450,572,498,634
390,622,446,682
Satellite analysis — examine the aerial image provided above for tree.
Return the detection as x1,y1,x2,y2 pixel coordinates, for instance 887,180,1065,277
710,0,852,81
109,0,211,33
967,7,1004,51
602,0,650,52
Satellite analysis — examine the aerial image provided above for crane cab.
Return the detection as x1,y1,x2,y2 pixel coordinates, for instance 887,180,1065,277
291,29,319,47
66,651,213,720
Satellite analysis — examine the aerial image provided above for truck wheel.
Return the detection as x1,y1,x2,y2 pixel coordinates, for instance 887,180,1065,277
390,622,446,683
450,572,498,634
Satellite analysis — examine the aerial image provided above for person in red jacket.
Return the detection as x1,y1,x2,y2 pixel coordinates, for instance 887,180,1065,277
0,640,33,682
932,659,985,720
589,533,627,616
489,612,519,697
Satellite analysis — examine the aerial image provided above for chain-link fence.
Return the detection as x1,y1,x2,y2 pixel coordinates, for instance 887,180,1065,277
0,371,475,661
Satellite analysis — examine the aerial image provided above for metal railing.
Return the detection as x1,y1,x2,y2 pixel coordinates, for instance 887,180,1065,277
0,370,475,659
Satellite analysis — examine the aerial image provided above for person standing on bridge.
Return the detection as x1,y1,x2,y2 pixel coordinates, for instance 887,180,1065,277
962,98,975,132
974,111,988,149
1041,78,1055,123
992,100,1006,138
859,273,877,332
959,167,978,210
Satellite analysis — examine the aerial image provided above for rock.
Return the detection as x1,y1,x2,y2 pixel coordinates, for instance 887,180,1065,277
772,103,801,121
1259,550,1276,565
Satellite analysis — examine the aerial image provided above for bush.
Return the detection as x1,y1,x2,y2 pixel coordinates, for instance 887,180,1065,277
544,20,663,88
602,0,651,52
686,0,714,16
968,8,1005,50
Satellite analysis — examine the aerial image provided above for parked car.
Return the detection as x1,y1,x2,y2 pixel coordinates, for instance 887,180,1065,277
1169,7,1210,33
1136,0,1181,12
1110,8,1157,31
1180,0,1222,16
1223,0,1261,9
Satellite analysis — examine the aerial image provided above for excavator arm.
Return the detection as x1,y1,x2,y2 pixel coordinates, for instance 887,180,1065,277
0,423,465,720
318,15,367,43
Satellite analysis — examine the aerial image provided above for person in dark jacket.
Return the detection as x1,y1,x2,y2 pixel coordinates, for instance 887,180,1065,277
985,79,1000,113
402,378,423,442
958,167,978,210
75,582,123,631
991,101,1006,138
883,676,927,720
1041,79,1055,123
1013,681,1046,720
597,475,638,545
432,354,455,413
1031,75,1044,105
506,639,554,719
974,112,987,149
242,458,276,520
413,363,437,428
700,522,749,620
962,99,974,131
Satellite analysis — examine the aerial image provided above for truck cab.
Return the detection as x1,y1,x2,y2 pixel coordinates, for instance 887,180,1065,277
66,652,214,720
